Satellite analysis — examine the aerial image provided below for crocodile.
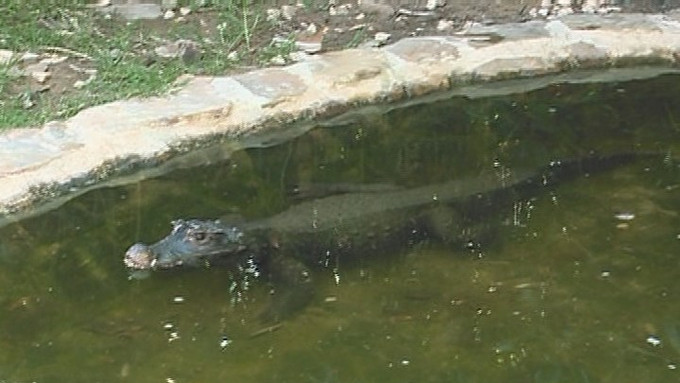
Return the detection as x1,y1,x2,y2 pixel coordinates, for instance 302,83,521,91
123,153,642,319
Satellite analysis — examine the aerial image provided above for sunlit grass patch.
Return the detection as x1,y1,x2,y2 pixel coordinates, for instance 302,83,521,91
0,0,282,130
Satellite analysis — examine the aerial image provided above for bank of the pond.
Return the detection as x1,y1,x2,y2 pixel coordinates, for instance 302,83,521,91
1,12,680,225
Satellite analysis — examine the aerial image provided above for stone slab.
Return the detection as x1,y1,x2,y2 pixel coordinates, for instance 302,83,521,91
1,13,680,226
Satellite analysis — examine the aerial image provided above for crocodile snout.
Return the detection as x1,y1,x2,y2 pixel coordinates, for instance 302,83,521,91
124,243,155,270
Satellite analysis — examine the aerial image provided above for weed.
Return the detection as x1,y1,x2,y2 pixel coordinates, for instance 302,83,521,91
345,28,366,49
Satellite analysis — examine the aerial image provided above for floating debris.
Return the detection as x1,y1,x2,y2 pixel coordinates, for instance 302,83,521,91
220,335,232,349
646,335,662,347
614,212,635,221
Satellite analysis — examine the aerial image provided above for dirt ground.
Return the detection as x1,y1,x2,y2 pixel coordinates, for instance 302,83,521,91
5,0,680,129
265,0,680,51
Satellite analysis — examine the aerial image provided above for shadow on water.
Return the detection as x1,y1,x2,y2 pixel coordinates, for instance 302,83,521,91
1,74,679,382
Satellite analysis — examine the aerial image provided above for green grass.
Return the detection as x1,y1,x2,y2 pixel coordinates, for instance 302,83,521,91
0,0,289,130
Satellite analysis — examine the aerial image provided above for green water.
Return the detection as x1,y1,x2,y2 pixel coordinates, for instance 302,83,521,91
1,74,679,382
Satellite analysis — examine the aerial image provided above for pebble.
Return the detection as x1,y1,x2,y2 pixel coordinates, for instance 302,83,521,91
270,55,286,65
31,71,51,83
436,19,455,31
24,61,49,74
266,8,282,22
0,49,14,65
20,92,35,109
73,75,95,89
329,4,352,16
20,52,40,63
426,0,446,11
281,5,297,20
358,0,395,20
374,32,391,46
154,39,200,62
40,55,67,66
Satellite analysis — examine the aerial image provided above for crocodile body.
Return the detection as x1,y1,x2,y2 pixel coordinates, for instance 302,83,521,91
123,153,641,319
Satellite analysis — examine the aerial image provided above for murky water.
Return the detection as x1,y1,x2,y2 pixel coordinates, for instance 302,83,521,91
1,74,679,383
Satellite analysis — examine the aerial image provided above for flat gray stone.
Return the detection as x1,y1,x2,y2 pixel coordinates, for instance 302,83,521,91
109,4,162,20
472,57,551,79
463,20,551,40
0,122,81,176
559,13,664,31
386,38,460,63
565,41,609,63
234,69,309,99
2,13,680,225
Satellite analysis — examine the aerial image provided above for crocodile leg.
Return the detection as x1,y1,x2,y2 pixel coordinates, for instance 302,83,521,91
260,254,314,323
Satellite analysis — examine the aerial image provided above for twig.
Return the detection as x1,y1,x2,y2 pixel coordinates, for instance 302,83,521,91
249,323,283,338
40,46,93,61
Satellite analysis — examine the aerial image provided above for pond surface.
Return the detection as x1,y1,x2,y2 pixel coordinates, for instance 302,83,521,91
1,73,679,383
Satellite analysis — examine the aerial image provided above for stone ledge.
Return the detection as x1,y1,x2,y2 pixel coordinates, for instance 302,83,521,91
1,13,680,226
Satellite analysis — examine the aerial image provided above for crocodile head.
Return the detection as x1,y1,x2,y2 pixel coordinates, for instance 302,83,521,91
124,219,246,270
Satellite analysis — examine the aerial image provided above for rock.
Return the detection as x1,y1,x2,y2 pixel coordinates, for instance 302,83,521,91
396,8,435,17
582,0,599,13
289,51,310,62
163,10,175,20
40,55,67,66
373,32,391,46
329,4,352,16
31,71,51,83
20,52,40,63
107,4,162,20
162,0,178,10
73,74,95,89
20,92,35,109
556,7,574,17
426,0,446,11
266,8,281,21
306,23,318,35
154,40,201,63
436,19,455,31
0,49,14,65
358,0,394,20
24,61,49,75
295,24,326,54
179,7,191,16
281,5,297,20
295,40,323,54
270,55,286,65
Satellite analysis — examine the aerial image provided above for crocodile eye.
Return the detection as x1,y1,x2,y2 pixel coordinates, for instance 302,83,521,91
190,231,207,242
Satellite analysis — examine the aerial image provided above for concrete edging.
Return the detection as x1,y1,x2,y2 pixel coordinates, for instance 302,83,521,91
1,12,680,225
